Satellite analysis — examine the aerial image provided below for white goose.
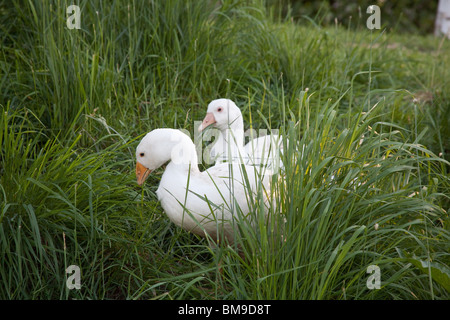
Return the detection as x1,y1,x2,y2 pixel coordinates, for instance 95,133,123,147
198,99,284,172
135,128,271,243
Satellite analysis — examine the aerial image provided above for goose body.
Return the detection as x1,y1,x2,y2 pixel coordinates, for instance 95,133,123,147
135,128,270,243
198,99,284,172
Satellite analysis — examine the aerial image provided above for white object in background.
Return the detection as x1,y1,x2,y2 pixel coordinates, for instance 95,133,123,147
435,0,450,38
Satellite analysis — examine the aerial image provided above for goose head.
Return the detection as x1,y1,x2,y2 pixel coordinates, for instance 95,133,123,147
198,99,243,132
136,128,197,185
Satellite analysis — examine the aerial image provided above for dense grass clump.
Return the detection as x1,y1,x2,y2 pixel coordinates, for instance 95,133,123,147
0,0,449,299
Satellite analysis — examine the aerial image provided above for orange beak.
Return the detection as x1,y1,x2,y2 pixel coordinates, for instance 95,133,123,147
198,112,216,132
136,162,152,186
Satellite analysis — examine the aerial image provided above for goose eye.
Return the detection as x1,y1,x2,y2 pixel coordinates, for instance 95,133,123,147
217,107,222,112
140,152,145,157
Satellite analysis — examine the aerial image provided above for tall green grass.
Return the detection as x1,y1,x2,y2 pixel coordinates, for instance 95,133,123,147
0,0,449,299
219,91,449,299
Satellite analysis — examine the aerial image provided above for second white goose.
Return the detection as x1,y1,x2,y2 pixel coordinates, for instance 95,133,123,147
198,98,284,172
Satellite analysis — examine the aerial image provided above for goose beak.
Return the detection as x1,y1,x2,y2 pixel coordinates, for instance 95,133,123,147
198,112,216,132
136,161,152,186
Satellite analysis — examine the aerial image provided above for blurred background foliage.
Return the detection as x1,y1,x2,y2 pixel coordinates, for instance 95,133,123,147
266,0,439,35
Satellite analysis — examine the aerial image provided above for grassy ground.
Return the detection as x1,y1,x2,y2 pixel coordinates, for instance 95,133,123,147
0,0,449,299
